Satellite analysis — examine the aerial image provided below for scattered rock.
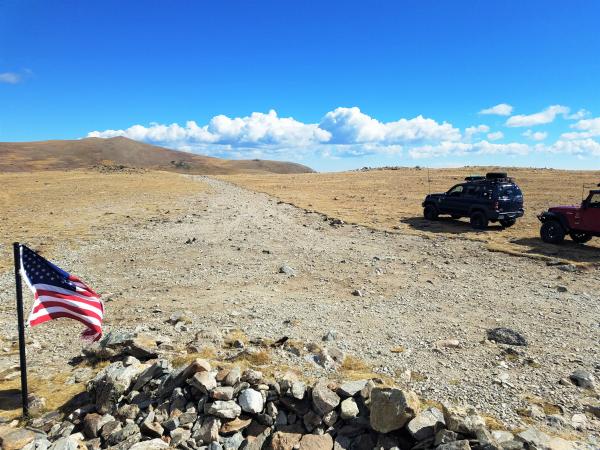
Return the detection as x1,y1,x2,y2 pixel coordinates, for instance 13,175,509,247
279,265,296,276
569,369,596,389
486,327,527,346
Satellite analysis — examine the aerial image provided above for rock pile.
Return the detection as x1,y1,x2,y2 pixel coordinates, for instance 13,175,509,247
0,352,584,450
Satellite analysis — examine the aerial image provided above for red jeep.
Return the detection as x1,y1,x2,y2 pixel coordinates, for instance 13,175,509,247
538,185,600,244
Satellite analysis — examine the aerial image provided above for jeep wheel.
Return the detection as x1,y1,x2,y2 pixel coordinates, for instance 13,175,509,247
423,204,439,221
540,220,566,244
500,218,516,228
470,211,488,230
570,232,592,244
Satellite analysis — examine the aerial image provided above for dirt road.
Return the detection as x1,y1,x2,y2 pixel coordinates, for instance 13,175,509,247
1,175,599,435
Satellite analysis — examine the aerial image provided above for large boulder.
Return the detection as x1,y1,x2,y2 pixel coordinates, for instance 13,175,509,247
132,359,171,391
194,416,220,444
269,431,302,450
87,361,146,414
129,439,169,449
238,389,264,414
298,433,334,450
205,400,242,419
339,398,359,420
442,404,485,436
157,358,211,398
407,407,445,441
0,427,37,450
369,388,420,433
84,331,159,360
516,428,576,450
311,380,340,415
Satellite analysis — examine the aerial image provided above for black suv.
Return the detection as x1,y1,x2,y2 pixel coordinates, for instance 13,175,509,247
422,173,524,229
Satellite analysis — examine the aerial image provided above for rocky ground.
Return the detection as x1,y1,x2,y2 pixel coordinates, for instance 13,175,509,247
1,176,599,444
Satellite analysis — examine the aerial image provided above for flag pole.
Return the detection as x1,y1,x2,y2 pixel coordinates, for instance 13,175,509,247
13,242,29,418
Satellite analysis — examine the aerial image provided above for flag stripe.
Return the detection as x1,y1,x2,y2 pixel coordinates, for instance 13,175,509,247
32,299,103,321
33,283,99,300
29,310,102,332
29,305,103,327
35,290,103,309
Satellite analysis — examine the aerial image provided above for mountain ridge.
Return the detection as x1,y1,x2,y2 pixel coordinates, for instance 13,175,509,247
0,136,314,174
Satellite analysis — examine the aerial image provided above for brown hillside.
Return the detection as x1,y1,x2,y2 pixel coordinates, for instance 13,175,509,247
0,136,314,174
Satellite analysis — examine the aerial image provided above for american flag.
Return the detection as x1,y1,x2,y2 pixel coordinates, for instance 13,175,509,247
19,245,103,341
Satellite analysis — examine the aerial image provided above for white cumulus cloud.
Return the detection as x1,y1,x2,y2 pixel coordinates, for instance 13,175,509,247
479,103,513,116
464,124,490,141
86,105,600,162
409,140,530,159
0,72,21,84
319,107,460,144
88,110,331,149
522,130,548,141
560,117,600,140
505,105,570,127
547,139,600,157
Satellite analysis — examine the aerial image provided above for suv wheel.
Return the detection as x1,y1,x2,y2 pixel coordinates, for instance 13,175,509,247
500,218,516,228
470,211,488,230
570,232,592,244
423,204,439,221
540,220,566,244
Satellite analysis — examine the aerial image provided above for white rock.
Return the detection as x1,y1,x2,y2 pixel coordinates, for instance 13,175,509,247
238,388,264,414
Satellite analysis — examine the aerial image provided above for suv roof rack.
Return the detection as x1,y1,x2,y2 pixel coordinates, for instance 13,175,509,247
485,172,513,183
465,175,486,181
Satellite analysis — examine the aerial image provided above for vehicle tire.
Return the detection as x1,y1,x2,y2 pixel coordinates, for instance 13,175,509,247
451,214,461,220
570,232,592,244
540,220,566,244
500,218,516,228
423,204,439,221
470,211,488,230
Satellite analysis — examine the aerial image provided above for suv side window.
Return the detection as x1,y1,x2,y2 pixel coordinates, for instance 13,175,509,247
464,185,482,197
588,193,600,207
447,185,464,197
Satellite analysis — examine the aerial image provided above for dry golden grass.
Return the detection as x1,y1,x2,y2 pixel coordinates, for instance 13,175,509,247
222,167,600,264
223,329,250,347
0,170,207,271
0,360,110,420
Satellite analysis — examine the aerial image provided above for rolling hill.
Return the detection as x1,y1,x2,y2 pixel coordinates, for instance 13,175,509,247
0,137,314,174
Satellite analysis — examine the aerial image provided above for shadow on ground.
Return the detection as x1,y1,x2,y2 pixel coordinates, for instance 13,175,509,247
508,237,600,265
402,216,506,234
0,389,22,412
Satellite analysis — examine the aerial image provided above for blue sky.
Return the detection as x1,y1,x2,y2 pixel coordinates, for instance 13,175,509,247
1,1,600,171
